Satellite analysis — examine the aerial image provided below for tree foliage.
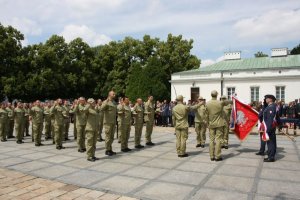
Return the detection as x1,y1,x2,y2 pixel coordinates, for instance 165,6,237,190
254,51,268,57
0,23,200,102
291,44,300,55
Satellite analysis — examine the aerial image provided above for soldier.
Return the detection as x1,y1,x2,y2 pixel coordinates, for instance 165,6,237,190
194,97,208,148
23,103,30,137
0,103,8,142
50,98,67,150
30,100,44,146
132,98,144,149
206,90,226,161
118,97,132,152
117,98,124,143
221,95,232,149
144,95,155,146
84,98,99,162
71,99,78,140
263,94,278,162
70,97,87,152
6,103,15,139
14,102,26,144
101,91,117,156
44,102,52,140
63,100,70,141
96,99,104,142
172,95,190,157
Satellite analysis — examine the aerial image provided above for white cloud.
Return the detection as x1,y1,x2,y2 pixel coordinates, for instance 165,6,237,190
60,24,112,46
234,9,300,45
3,17,42,36
201,56,224,67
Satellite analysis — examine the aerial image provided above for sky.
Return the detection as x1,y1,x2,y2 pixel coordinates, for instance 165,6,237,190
1,0,300,67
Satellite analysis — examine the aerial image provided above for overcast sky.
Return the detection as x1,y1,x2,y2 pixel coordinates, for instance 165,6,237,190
1,0,299,66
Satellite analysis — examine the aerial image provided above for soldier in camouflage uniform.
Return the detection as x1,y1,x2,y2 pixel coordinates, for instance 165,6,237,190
30,100,44,146
84,98,99,162
118,97,132,152
14,102,25,144
0,103,8,142
44,102,52,140
132,98,144,149
101,91,117,156
50,99,67,150
6,103,15,139
144,96,155,146
221,95,232,149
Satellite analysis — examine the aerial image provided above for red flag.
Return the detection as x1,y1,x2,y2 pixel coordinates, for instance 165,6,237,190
231,96,259,141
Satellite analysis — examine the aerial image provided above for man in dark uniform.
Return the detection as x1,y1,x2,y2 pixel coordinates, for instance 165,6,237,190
256,98,268,156
263,94,278,162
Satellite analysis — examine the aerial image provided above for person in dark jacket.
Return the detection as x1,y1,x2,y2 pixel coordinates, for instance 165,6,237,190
263,94,278,162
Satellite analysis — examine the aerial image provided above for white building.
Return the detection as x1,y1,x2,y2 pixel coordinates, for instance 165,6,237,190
170,48,300,103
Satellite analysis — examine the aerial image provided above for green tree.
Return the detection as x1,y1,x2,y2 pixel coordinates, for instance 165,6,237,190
0,23,24,100
254,51,268,57
291,44,300,55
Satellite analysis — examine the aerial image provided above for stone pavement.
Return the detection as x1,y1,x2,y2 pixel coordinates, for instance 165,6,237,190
0,125,300,200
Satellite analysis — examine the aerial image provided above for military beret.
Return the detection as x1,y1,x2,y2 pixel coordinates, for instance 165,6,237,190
264,94,276,101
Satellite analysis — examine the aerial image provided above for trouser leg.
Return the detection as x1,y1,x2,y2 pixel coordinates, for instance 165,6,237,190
135,123,143,146
145,121,153,143
105,124,115,151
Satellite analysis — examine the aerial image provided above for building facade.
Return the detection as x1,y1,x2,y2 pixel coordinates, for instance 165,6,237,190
170,48,300,103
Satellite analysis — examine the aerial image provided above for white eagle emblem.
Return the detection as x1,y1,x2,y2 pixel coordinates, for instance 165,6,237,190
236,111,248,126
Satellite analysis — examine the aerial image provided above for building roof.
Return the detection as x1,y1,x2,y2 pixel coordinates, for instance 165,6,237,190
174,54,300,75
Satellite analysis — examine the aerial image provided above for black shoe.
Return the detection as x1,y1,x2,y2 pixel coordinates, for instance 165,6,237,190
105,151,116,156
39,143,44,146
146,142,155,146
65,138,70,141
56,146,62,150
78,149,84,153
135,145,144,149
118,141,121,143
26,134,31,136
16,140,23,144
211,158,215,161
224,146,228,149
92,157,99,160
178,154,189,158
256,152,265,156
87,158,95,162
7,136,15,139
82,148,86,152
125,148,132,152
1,139,7,142
264,158,275,162
121,149,129,152
60,146,65,149
215,157,223,161
201,144,205,148
196,144,202,148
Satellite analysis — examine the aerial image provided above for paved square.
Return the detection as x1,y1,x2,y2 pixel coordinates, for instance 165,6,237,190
0,125,299,200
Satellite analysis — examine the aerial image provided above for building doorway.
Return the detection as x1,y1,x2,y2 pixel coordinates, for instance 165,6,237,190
191,87,199,102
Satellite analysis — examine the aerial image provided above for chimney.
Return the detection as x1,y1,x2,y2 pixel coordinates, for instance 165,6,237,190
271,48,288,57
224,51,241,60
